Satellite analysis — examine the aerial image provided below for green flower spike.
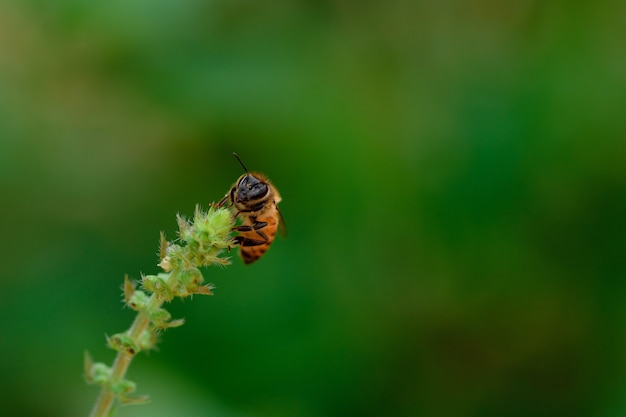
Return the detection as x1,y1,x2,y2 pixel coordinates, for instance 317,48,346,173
86,205,235,417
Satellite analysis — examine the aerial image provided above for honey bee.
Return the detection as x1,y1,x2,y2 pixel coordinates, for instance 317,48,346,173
218,153,285,264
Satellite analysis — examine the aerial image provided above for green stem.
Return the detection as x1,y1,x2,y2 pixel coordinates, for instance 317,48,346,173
86,207,234,416
88,273,176,417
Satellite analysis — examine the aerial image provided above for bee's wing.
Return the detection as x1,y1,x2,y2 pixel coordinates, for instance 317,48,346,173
277,206,287,237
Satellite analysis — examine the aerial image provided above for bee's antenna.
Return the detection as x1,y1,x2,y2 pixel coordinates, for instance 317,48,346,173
233,152,249,173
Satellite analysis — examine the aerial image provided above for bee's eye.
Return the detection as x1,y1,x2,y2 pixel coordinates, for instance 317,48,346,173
236,175,269,201
251,183,268,198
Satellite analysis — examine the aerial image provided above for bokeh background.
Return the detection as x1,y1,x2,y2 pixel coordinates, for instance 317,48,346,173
1,1,625,416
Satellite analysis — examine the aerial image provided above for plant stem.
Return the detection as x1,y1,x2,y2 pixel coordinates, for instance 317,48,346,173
89,273,175,417
86,206,233,416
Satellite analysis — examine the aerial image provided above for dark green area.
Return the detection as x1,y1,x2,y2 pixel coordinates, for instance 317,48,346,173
1,1,625,416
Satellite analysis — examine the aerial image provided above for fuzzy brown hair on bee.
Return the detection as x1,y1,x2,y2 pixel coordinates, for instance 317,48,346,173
217,153,285,264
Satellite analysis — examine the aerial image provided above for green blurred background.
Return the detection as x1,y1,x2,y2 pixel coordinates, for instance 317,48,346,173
1,1,625,416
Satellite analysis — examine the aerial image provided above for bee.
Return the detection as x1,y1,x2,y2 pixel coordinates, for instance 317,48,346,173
218,153,285,264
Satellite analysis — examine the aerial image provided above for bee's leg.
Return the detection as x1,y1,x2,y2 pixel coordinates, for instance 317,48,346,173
232,235,267,247
212,194,230,208
234,220,269,241
216,188,236,208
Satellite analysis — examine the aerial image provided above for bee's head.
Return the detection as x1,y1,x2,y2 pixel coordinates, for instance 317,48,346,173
234,173,269,202
230,153,271,210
